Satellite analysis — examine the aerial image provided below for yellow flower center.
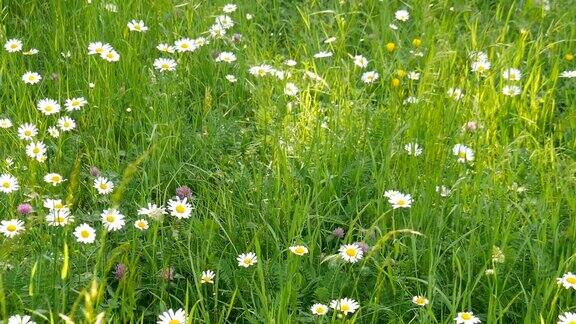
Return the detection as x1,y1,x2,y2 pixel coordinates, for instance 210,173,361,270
161,63,169,69
568,321,576,324
29,75,36,81
107,53,113,58
458,151,466,159
55,202,64,209
243,258,252,265
6,224,17,232
181,43,189,49
415,297,426,305
294,246,305,255
341,304,350,312
51,175,61,182
169,320,180,324
106,215,115,223
397,199,406,206
2,182,9,188
10,44,17,48
56,216,65,223
137,222,146,229
24,130,32,136
345,248,357,257
461,313,472,320
72,100,80,106
135,25,141,30
81,230,90,238
96,47,104,53
567,276,576,284
175,205,186,213
33,147,40,154
99,183,108,190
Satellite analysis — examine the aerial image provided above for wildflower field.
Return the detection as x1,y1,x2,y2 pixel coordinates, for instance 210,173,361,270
1,0,575,323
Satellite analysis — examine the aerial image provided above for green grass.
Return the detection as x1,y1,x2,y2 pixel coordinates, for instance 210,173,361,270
0,0,575,323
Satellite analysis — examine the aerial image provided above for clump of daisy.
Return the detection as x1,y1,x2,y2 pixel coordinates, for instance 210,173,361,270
157,308,186,324
339,243,363,263
237,252,257,267
330,298,360,315
452,144,474,163
557,272,576,290
201,270,215,284
289,245,309,256
469,51,490,74
454,311,481,323
0,219,25,238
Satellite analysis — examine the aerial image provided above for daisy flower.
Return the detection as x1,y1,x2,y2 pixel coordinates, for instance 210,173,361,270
289,245,309,256
324,36,337,44
134,219,149,231
94,177,114,195
284,83,299,96
471,60,491,74
407,71,420,80
201,270,215,284
339,243,364,263
46,208,74,226
436,185,452,197
225,75,237,83
101,208,125,231
37,98,61,115
395,9,410,21
0,219,25,238
314,51,333,59
215,52,236,63
558,312,576,324
64,97,88,111
101,50,120,62
387,192,413,209
58,116,76,131
22,71,42,84
156,43,175,53
25,141,47,161
310,303,329,315
174,38,197,52
0,174,19,194
447,88,464,101
0,118,13,129
404,143,422,156
153,58,177,72
48,127,60,138
44,173,65,186
44,198,66,210
361,71,379,83
284,59,297,66
249,64,272,77
560,70,576,78
502,85,521,97
4,38,23,52
454,311,481,324
138,203,167,220
237,252,257,267
167,197,192,219
157,309,186,324
353,55,368,68
223,4,237,13
87,42,112,55
127,19,148,32
74,223,96,244
330,298,360,315
7,314,36,324
452,144,474,163
194,37,208,47
412,295,429,306
557,272,576,290
23,48,39,55
502,68,522,81
215,15,234,29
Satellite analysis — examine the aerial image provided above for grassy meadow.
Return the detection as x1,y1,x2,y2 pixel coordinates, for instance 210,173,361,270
1,0,575,323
